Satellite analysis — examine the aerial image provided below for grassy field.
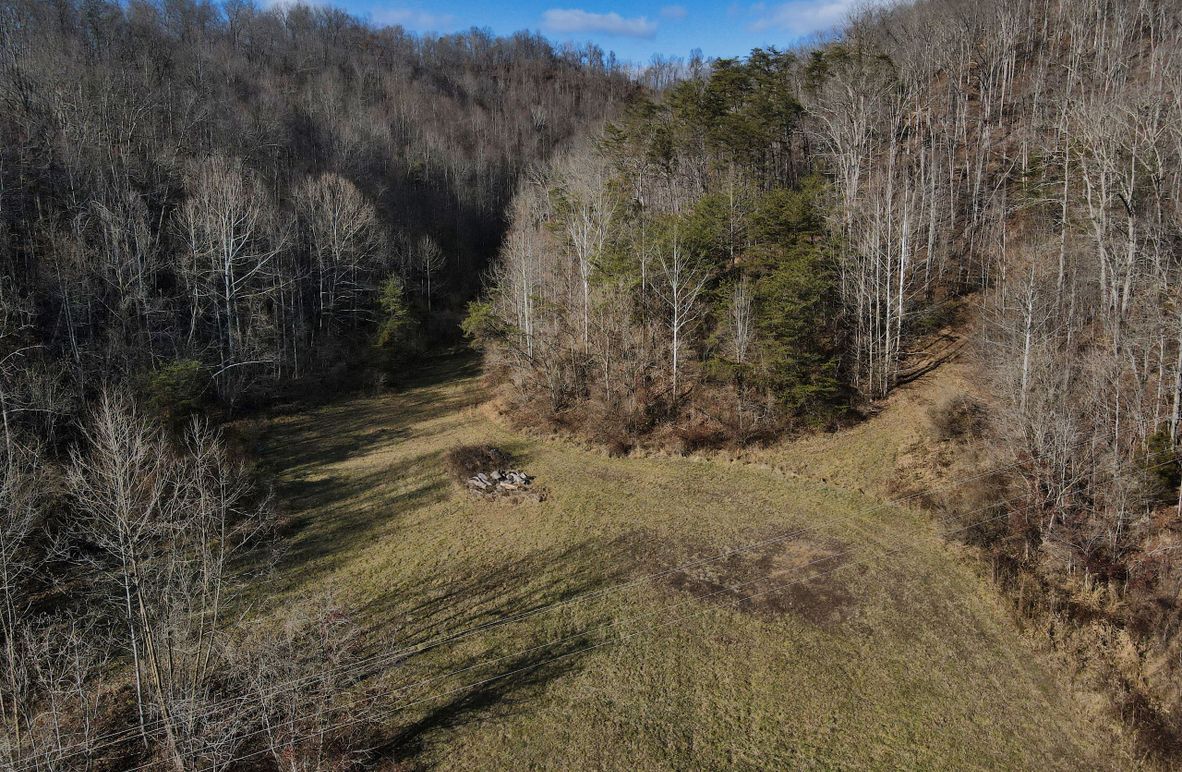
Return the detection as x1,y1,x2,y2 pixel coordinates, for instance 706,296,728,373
254,353,1129,769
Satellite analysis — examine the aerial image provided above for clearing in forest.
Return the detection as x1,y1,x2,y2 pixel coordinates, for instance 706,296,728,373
254,353,1128,769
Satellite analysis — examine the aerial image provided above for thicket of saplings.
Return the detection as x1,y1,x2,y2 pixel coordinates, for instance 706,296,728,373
0,0,632,767
473,0,1182,756
1,391,397,769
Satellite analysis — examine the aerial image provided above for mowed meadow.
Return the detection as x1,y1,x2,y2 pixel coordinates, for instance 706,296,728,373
249,354,1129,769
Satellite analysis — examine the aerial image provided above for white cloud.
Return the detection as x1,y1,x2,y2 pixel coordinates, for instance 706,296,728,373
660,4,688,20
373,7,458,31
541,8,658,39
749,0,888,35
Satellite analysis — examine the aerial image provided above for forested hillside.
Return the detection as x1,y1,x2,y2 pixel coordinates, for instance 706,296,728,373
0,0,631,413
0,1,633,767
473,0,1182,753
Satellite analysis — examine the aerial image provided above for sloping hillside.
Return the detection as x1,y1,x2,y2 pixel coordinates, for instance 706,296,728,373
253,353,1131,768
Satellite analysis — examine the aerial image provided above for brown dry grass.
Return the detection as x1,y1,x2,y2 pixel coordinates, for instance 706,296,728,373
247,351,1136,769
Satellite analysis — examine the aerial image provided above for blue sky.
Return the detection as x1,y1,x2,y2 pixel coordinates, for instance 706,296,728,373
278,1,879,64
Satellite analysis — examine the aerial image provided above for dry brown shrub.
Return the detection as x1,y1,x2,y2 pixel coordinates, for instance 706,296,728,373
444,444,513,482
670,416,729,455
580,401,636,457
929,393,988,440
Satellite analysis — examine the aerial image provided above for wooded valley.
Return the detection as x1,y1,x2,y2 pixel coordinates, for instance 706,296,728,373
2,0,1182,768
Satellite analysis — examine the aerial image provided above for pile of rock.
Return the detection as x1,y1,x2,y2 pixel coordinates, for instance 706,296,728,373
466,469,533,495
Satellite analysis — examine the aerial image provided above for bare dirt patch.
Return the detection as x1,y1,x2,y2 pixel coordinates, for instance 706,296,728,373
660,535,858,628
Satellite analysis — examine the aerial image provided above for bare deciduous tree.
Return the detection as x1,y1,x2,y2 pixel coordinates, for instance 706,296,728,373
230,598,374,771
554,148,618,346
295,173,384,332
415,235,445,314
0,439,45,765
654,228,710,405
177,157,286,392
68,391,270,770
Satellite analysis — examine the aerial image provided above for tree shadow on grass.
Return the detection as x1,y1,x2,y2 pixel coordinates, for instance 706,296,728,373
355,532,632,653
390,348,483,391
258,379,483,475
251,349,627,763
359,535,637,765
263,433,543,600
256,350,487,478
373,637,589,765
262,450,452,592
